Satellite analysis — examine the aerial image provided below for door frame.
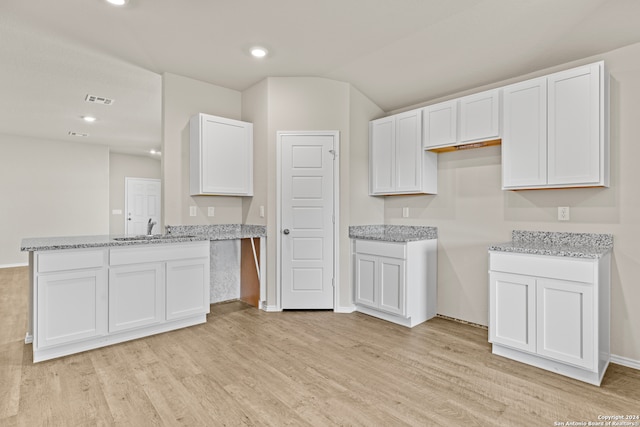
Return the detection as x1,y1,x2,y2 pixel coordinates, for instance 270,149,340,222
124,177,162,235
276,131,340,311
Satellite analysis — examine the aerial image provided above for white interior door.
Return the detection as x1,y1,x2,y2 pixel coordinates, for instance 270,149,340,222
280,132,336,309
125,178,161,235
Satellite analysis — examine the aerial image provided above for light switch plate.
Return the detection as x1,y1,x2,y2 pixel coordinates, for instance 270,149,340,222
259,206,265,218
402,207,409,218
558,207,570,221
207,207,215,217
189,206,197,217
112,209,122,215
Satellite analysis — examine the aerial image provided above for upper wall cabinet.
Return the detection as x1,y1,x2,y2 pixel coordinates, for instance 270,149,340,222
190,113,254,196
502,61,609,190
459,89,500,143
370,109,437,195
423,100,457,148
423,88,501,150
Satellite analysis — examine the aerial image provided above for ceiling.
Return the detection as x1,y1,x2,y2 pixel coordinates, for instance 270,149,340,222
2,0,640,156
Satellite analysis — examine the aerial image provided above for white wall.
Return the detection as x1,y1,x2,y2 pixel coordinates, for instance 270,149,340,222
240,77,383,310
109,153,161,235
161,72,243,227
384,42,640,363
0,134,109,266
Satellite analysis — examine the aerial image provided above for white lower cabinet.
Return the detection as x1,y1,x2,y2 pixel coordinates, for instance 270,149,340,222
489,251,610,385
109,263,165,333
30,241,210,362
36,267,107,349
353,238,436,327
166,259,210,321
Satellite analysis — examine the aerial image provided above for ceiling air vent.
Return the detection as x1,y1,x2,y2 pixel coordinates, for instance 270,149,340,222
85,94,114,105
68,131,89,137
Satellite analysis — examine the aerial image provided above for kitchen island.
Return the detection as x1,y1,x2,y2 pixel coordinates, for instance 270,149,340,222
21,224,266,362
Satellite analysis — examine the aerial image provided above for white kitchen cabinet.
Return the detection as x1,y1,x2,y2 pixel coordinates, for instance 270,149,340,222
36,267,107,349
353,238,436,327
29,241,210,362
423,100,458,149
190,113,253,196
501,77,547,187
502,61,609,189
489,271,536,353
488,250,610,385
370,109,437,195
536,278,594,369
459,89,501,143
423,89,500,151
166,258,210,321
108,263,164,333
354,252,406,317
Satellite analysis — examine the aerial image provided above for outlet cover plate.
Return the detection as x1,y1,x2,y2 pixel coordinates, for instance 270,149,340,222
558,207,570,221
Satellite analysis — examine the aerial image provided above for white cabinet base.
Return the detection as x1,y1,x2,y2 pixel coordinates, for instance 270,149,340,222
33,313,206,363
356,305,425,328
492,344,609,386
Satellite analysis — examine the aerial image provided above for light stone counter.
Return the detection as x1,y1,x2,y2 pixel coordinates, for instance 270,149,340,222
349,225,437,242
489,230,613,259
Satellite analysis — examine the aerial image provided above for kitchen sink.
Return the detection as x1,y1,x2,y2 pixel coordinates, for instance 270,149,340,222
113,234,196,241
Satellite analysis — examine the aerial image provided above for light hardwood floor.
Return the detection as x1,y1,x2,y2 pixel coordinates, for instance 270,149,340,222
1,266,639,426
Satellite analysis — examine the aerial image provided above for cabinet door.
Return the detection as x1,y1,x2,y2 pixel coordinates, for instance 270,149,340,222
166,258,210,320
191,114,253,196
502,77,547,188
369,116,395,194
108,263,164,333
547,63,601,186
395,110,422,192
423,100,458,149
489,272,536,353
459,89,500,143
536,279,594,369
36,269,107,348
354,253,377,308
378,258,406,316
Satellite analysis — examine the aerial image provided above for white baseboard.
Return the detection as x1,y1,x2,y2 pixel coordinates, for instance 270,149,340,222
334,305,356,314
0,263,28,269
261,305,282,312
611,354,640,371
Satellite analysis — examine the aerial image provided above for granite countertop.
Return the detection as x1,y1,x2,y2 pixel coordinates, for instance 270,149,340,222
489,230,613,259
166,224,266,240
21,224,267,252
349,225,437,242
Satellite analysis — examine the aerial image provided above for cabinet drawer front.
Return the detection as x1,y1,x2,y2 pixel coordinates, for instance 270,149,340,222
38,249,105,273
110,242,209,266
490,252,594,283
354,240,406,259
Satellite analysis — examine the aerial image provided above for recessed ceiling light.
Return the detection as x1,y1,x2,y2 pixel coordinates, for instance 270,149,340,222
150,149,161,155
106,0,129,5
82,116,97,123
250,47,268,58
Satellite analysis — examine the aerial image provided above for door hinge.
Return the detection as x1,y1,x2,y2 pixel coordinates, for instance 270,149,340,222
332,278,335,288
332,215,335,224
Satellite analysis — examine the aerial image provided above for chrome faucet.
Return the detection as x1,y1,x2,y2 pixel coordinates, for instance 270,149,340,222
147,218,157,235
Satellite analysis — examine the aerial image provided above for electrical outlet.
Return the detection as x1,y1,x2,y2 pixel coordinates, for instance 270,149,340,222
402,207,409,218
558,207,570,221
207,207,215,217
189,206,197,217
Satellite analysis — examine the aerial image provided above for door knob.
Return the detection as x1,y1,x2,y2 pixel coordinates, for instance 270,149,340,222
283,229,290,235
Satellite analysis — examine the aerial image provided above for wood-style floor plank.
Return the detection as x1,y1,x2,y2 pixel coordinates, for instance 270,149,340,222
1,266,639,426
